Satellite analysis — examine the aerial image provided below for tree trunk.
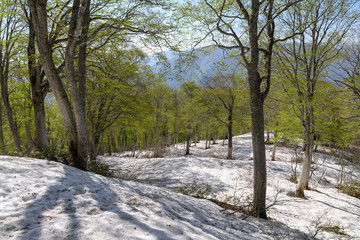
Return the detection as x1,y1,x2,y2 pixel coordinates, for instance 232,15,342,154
271,131,278,161
89,125,100,160
1,73,22,152
28,0,90,170
0,3,22,152
27,13,49,151
248,1,267,219
0,102,5,154
100,133,104,155
132,130,136,157
185,130,191,155
247,0,276,219
296,106,314,197
111,135,117,153
227,106,233,160
107,135,112,156
65,0,90,168
249,76,267,219
24,104,35,152
205,130,209,149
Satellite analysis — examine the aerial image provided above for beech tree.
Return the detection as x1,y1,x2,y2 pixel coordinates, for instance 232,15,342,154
0,0,24,152
336,40,360,105
200,72,248,159
28,0,90,169
181,0,303,218
180,80,204,155
275,0,358,197
87,46,148,159
21,5,50,151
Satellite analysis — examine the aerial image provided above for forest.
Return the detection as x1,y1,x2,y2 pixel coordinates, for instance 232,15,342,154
0,0,360,239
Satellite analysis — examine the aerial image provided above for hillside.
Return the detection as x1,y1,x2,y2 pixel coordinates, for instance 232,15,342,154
100,133,360,239
0,133,359,239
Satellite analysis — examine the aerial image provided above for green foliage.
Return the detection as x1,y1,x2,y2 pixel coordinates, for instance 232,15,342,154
86,160,113,177
28,150,46,159
322,224,347,236
338,181,360,199
174,182,212,198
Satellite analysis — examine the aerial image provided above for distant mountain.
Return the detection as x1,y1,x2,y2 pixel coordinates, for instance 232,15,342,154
148,48,240,87
147,48,348,88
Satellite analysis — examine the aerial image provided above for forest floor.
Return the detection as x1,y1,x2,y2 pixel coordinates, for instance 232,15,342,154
1,133,359,239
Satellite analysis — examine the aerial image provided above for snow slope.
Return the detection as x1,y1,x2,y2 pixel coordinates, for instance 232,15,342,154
1,155,307,240
100,133,360,239
1,133,359,239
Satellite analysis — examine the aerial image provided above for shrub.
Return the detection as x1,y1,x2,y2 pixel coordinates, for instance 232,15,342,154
338,181,360,199
291,156,303,163
152,147,167,158
174,182,212,198
8,151,25,157
289,174,298,184
322,224,347,236
29,149,46,159
86,160,113,177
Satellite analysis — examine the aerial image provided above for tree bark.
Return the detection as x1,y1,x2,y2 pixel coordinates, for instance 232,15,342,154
1,73,22,152
227,107,233,160
249,74,267,219
0,2,22,152
107,134,112,156
28,0,90,169
65,0,90,168
296,105,314,197
271,131,278,161
248,0,269,219
0,99,6,154
185,130,191,155
27,12,49,151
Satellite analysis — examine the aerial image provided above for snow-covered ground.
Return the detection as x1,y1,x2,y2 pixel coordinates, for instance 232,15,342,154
0,133,359,239
100,133,360,239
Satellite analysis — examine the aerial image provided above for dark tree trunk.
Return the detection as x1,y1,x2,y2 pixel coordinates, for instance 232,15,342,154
1,73,22,152
205,130,209,149
107,135,112,156
185,130,191,155
249,73,267,219
227,109,233,160
247,0,274,219
99,133,104,155
89,125,100,160
111,135,117,153
25,116,35,152
0,100,6,154
118,134,121,151
132,130,136,157
27,12,49,151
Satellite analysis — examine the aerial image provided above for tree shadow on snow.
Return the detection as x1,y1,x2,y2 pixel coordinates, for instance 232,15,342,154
17,159,312,240
18,161,172,240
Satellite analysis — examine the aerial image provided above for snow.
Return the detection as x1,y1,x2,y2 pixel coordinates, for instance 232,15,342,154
1,133,359,239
